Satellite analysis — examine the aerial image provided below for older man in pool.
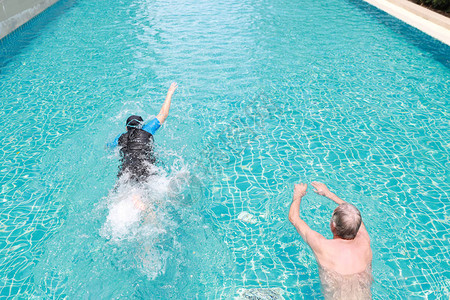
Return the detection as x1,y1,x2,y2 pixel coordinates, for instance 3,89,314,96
288,181,373,299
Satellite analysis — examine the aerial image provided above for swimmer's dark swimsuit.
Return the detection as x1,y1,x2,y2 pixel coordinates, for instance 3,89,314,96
109,117,161,182
117,128,156,181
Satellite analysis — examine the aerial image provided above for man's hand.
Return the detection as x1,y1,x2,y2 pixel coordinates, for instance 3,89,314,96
168,82,178,94
293,183,307,201
312,181,345,204
311,181,330,197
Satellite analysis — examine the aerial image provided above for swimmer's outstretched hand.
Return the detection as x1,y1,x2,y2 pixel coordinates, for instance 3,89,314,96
168,82,178,94
293,183,307,200
312,181,330,197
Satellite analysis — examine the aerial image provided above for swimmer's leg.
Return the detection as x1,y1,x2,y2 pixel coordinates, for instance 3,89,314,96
132,193,146,211
131,192,158,223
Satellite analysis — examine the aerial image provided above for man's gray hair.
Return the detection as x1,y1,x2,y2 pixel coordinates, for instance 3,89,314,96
331,203,362,240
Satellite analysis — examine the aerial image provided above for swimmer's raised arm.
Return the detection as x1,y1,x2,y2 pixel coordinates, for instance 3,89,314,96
156,82,178,124
289,183,326,252
312,181,345,205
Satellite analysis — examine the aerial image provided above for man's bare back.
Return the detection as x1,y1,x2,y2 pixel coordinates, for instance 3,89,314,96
288,182,373,299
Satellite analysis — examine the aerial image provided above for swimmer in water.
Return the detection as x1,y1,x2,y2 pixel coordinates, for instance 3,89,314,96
108,82,178,182
288,182,373,300
108,82,178,210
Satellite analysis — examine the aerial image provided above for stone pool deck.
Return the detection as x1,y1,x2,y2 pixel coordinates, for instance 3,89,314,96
363,0,450,45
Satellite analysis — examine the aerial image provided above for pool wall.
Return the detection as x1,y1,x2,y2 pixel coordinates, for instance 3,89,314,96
0,0,60,39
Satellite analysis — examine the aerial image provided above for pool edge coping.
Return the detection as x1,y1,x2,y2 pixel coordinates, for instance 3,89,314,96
362,0,450,45
0,0,61,40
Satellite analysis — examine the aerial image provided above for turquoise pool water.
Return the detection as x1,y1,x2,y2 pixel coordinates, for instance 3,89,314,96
1,0,449,298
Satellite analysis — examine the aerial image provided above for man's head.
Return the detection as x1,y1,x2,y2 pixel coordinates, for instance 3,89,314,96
126,115,143,130
330,203,362,240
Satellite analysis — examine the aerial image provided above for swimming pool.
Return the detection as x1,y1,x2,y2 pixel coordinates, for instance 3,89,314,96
0,0,449,298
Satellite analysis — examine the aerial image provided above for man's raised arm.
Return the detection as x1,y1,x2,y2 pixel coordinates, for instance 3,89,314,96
289,183,325,250
156,82,178,125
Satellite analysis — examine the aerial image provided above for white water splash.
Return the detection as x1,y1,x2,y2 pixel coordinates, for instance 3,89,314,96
99,159,192,279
